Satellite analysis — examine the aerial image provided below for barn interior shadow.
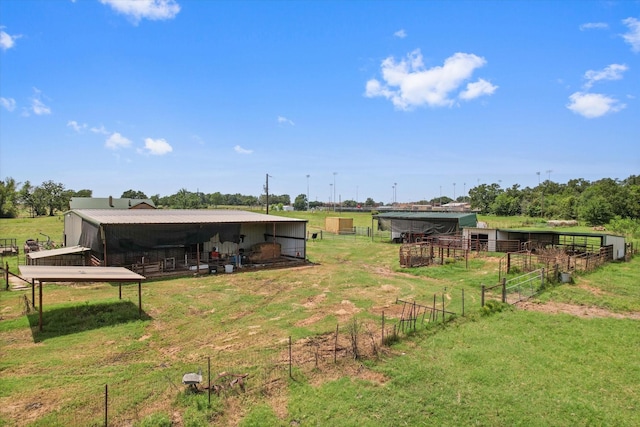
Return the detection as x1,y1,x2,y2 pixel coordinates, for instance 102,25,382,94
28,300,151,342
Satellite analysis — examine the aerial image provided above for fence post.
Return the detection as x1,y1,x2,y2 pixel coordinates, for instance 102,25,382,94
288,336,292,379
441,293,445,324
4,262,8,290
208,357,211,405
381,311,385,346
481,285,485,307
104,384,108,427
501,278,506,303
541,268,545,290
334,324,339,363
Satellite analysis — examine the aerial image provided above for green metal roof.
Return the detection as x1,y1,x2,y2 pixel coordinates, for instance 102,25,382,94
373,211,477,227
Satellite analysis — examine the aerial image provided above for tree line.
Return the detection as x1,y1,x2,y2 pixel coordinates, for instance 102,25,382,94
1,175,638,229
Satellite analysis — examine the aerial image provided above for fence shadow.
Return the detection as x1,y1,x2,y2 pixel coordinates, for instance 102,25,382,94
28,300,151,342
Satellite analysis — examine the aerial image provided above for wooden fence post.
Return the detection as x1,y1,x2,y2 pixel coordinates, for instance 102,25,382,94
481,285,485,307
501,278,507,303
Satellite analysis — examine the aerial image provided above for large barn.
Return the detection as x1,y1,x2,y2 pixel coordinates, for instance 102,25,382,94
373,212,478,243
64,209,308,273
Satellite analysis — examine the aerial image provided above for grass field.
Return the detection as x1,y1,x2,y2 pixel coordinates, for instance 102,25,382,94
0,213,638,426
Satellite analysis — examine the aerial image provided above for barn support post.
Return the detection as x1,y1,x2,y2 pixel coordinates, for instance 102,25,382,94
138,281,142,316
31,278,35,307
119,283,122,300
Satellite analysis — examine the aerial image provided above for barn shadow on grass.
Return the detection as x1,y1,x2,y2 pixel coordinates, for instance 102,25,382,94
28,300,151,342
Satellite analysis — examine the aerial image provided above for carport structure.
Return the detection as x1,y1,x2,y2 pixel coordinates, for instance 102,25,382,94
18,266,145,332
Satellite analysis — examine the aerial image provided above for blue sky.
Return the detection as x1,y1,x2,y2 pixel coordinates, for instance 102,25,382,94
1,0,639,205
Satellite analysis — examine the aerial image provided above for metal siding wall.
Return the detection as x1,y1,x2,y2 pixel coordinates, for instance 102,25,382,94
274,223,306,257
64,213,84,246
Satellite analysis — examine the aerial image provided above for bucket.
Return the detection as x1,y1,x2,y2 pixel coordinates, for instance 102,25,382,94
560,272,571,283
224,264,233,273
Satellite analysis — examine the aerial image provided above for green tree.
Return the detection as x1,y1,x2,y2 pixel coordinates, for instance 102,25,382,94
364,197,376,207
469,183,502,214
0,177,18,218
578,193,613,226
121,189,148,199
40,180,67,216
293,193,308,211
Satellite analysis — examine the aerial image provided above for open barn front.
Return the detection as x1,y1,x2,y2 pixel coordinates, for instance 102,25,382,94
64,209,308,276
374,212,478,243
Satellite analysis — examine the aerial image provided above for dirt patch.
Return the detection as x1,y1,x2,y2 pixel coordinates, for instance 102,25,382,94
518,301,640,320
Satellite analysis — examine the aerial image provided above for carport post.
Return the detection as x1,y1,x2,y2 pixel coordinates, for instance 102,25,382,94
138,281,142,316
119,283,122,300
31,279,35,307
39,281,43,332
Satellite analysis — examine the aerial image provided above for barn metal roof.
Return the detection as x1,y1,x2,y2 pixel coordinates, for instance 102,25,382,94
71,209,307,225
373,211,477,227
26,245,91,260
19,266,145,282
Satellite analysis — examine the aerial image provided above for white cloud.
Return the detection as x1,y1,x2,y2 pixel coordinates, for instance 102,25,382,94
365,50,495,110
0,27,21,51
91,125,110,135
579,22,608,31
0,97,16,111
459,78,498,100
100,0,181,24
394,29,407,38
277,116,295,126
29,89,51,115
234,145,253,154
621,17,640,52
67,120,87,132
141,137,172,155
584,64,628,88
566,92,625,118
105,132,132,149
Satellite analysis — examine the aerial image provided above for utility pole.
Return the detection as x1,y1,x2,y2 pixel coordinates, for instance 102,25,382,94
306,174,310,211
265,174,271,214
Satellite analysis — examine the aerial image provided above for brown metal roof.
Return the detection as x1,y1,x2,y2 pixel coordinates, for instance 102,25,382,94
26,245,91,260
72,209,307,225
19,266,145,282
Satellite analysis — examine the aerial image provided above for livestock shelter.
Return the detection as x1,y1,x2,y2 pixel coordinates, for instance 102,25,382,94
63,209,308,274
373,212,478,243
462,228,627,260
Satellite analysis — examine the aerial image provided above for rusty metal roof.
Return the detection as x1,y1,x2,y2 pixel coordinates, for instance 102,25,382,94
19,266,145,282
71,209,307,225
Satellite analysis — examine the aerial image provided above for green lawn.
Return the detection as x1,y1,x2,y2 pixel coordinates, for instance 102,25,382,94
0,214,638,426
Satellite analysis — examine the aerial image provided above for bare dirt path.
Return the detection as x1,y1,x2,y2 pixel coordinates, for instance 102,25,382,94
518,300,640,320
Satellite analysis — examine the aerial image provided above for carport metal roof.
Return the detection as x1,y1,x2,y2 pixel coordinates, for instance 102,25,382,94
70,209,308,225
18,266,145,332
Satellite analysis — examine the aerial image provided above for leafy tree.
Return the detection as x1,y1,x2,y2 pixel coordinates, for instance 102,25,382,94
469,183,502,214
342,199,357,208
293,194,308,211
40,180,67,216
578,192,613,226
121,189,148,199
364,197,376,207
0,177,18,218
